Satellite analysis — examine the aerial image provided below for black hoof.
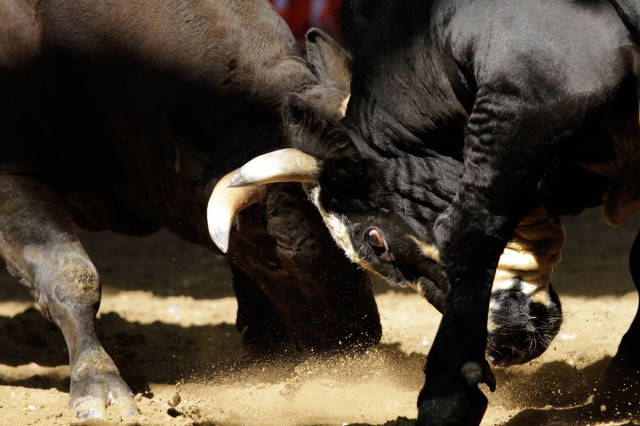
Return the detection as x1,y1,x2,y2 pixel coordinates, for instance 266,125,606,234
461,361,496,391
417,387,488,426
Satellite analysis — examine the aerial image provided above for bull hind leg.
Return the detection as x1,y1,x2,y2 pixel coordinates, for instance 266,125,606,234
598,226,640,418
0,175,137,420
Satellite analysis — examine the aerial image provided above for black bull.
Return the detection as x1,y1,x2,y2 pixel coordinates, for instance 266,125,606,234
217,0,640,424
0,0,382,420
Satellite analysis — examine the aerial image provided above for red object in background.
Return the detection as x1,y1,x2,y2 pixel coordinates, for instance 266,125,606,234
270,0,343,38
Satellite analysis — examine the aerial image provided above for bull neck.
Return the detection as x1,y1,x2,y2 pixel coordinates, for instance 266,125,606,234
345,0,468,161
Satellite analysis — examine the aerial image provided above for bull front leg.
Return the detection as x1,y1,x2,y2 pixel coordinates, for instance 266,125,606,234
0,175,138,420
418,192,509,426
416,88,570,425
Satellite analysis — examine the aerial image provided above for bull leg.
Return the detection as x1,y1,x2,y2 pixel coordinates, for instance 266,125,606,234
416,86,583,425
0,174,137,420
598,227,640,414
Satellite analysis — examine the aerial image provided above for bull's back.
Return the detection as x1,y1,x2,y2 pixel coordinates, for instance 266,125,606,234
0,0,315,236
12,0,310,96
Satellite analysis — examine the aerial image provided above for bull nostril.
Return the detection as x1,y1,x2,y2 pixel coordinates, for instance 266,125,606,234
509,348,527,365
485,347,502,367
486,347,528,368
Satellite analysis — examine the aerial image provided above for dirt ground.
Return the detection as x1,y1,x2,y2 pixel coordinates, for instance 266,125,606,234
1,207,640,426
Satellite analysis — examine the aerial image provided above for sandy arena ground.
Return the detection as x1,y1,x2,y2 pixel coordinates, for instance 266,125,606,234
1,207,640,426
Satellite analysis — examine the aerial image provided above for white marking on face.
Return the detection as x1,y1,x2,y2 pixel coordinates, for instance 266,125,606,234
407,282,418,292
408,235,441,262
304,188,561,334
357,259,385,277
305,185,379,273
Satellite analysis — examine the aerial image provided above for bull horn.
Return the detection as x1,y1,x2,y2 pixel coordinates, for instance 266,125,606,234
207,168,267,253
228,148,320,187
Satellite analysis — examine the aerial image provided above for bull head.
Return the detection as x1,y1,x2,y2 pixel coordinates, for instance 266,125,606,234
209,93,564,368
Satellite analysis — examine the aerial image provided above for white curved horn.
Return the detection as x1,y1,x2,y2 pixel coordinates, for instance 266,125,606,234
228,148,320,187
207,168,267,253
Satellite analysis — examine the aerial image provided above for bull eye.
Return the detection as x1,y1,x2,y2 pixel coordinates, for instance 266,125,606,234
364,227,394,261
366,228,385,247
260,252,282,271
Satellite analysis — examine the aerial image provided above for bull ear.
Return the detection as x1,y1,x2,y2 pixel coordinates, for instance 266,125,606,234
305,28,352,92
282,93,370,189
282,93,347,156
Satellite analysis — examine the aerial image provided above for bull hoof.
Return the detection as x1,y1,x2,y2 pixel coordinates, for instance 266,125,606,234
73,395,139,420
70,349,139,420
417,387,488,426
418,392,468,425
461,361,496,391
114,396,140,420
73,396,105,419
71,381,139,420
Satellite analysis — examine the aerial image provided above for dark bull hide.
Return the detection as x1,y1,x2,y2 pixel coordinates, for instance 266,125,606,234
0,0,381,420
214,0,640,424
